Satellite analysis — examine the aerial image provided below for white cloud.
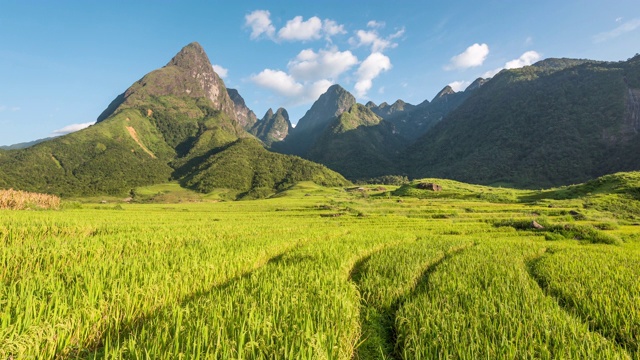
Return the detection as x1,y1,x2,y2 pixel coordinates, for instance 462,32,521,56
616,17,623,23
306,79,334,103
212,64,228,78
250,70,333,105
11,107,20,112
445,43,489,70
483,50,542,78
323,19,346,38
378,86,385,94
51,122,95,136
278,16,323,41
448,80,471,92
288,48,358,81
367,20,385,28
355,52,392,97
504,50,541,69
350,27,404,53
246,10,346,43
593,18,640,43
245,10,275,40
251,69,303,97
0,106,6,112
525,36,533,46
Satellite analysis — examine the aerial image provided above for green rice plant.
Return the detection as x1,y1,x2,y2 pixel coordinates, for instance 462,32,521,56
351,236,474,359
94,228,416,359
395,239,629,359
531,245,640,356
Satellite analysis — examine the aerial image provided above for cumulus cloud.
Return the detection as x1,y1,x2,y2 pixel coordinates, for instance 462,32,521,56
483,50,542,78
288,48,358,81
278,16,323,41
504,51,541,69
245,10,275,40
367,20,385,28
51,122,95,136
212,64,228,78
593,18,640,43
445,43,489,70
355,52,392,97
350,27,404,53
250,70,333,105
322,19,346,38
245,10,346,43
251,69,303,97
448,80,471,92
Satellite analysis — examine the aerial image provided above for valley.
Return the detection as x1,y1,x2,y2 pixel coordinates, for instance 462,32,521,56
1,39,639,359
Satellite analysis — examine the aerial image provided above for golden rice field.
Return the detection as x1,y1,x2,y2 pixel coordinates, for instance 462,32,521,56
1,181,639,359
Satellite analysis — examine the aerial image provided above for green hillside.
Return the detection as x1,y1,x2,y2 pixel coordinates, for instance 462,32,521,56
406,55,640,188
0,109,173,196
0,43,349,198
182,138,350,199
306,104,405,179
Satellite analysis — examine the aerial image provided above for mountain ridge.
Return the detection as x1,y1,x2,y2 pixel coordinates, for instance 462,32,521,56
0,42,349,197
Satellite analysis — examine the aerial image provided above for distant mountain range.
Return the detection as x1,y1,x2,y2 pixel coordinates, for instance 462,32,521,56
1,42,639,196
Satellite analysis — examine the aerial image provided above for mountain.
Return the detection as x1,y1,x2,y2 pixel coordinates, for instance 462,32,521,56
97,42,238,125
250,108,292,146
276,84,356,155
384,80,485,141
366,99,416,119
406,55,640,188
0,137,55,150
0,42,348,197
270,85,406,180
182,138,349,199
228,88,258,130
306,104,404,179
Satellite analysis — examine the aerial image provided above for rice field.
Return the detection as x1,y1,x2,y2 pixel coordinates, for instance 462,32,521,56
1,183,639,359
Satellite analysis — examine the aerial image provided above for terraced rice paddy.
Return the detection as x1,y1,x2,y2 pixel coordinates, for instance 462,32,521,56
1,182,639,359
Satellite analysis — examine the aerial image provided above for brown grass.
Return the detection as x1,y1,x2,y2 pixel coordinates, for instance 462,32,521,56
0,188,61,210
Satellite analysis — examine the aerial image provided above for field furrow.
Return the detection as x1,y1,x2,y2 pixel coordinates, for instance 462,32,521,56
395,239,630,359
351,237,474,359
529,246,640,357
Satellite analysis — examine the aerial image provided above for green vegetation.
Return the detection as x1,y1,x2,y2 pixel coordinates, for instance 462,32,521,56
249,108,292,146
307,104,405,180
182,138,350,199
407,56,640,188
0,44,348,199
1,174,639,359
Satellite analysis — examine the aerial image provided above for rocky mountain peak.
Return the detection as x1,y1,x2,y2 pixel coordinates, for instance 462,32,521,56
275,107,289,120
264,108,275,119
433,85,456,101
294,84,356,133
465,78,487,92
228,88,258,129
250,107,292,146
165,42,209,70
98,42,238,123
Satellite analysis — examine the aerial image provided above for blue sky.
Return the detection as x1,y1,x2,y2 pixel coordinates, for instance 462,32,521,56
1,0,639,146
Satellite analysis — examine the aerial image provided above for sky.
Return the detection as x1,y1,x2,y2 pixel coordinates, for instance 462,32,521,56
1,1,639,146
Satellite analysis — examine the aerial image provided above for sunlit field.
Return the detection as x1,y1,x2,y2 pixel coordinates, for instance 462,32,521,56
1,180,639,359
